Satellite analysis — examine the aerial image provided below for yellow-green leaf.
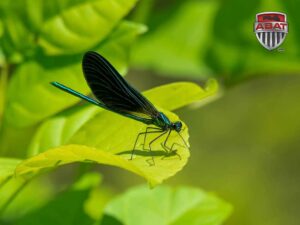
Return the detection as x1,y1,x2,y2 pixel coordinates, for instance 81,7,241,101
17,110,189,187
16,81,218,186
145,79,219,110
28,81,218,155
5,21,145,127
39,0,138,55
0,158,22,183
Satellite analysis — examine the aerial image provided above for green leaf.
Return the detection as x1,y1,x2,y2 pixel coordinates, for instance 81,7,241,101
5,59,84,127
0,177,54,221
27,105,99,156
68,82,216,156
145,79,219,111
97,21,147,75
0,158,21,183
83,174,115,221
0,10,34,63
5,21,145,127
0,63,8,122
28,81,217,155
0,173,99,222
103,185,232,225
38,0,139,55
16,120,188,187
0,0,139,59
14,185,93,225
16,81,218,186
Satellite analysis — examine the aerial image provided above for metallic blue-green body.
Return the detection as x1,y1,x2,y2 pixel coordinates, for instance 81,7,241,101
51,81,154,125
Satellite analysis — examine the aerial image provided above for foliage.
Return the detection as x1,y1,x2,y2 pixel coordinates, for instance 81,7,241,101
1,81,217,187
0,1,229,225
0,158,21,183
104,185,232,225
0,174,232,225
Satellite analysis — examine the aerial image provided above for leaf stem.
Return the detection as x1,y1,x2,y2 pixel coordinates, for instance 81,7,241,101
131,0,155,23
0,176,11,190
0,62,8,128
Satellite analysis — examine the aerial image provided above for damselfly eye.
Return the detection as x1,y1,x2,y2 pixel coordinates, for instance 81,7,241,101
174,121,182,132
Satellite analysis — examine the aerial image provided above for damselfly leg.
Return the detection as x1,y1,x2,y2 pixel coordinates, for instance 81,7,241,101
131,126,187,165
160,143,184,160
145,130,168,165
130,127,164,161
158,130,183,159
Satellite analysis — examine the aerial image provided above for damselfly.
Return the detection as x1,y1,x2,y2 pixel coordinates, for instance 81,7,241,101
51,51,188,164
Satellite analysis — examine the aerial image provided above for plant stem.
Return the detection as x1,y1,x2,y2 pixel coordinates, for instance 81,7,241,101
0,176,11,190
131,0,155,23
0,63,8,128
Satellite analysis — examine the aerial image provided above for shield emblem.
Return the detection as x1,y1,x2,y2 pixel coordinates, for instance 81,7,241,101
254,12,288,50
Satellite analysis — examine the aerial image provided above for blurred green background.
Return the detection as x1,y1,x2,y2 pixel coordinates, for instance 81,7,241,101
1,0,300,224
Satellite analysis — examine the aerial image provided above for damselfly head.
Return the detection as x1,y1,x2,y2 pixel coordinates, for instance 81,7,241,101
172,121,182,132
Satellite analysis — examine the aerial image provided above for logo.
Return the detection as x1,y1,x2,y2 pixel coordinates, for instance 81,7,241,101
254,12,288,50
